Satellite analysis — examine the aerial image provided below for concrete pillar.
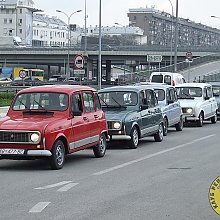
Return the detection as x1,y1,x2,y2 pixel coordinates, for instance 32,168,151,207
106,60,111,82
47,65,51,79
58,65,62,74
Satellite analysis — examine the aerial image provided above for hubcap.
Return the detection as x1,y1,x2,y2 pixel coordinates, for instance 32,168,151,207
56,145,64,166
133,129,139,146
99,136,106,153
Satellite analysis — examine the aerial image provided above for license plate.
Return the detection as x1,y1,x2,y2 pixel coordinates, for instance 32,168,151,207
0,149,25,155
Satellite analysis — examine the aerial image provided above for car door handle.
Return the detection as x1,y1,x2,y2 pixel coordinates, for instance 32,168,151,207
94,115,99,119
83,117,89,122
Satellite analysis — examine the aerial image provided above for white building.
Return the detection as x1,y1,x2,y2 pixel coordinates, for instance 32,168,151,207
0,0,41,45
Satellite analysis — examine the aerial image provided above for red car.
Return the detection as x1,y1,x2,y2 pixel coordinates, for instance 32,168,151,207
0,85,108,169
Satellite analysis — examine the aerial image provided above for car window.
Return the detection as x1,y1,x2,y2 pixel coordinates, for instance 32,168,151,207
207,86,213,98
164,75,172,85
94,93,102,110
154,89,165,101
145,89,155,107
71,93,83,113
12,92,68,111
169,88,176,102
151,75,163,83
83,92,95,112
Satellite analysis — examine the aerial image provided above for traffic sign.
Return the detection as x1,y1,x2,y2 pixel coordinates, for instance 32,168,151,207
186,51,193,61
147,55,163,63
74,69,85,75
19,69,27,79
74,54,84,69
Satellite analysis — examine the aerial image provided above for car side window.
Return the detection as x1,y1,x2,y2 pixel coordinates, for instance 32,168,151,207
169,88,176,102
71,93,83,113
207,87,213,98
83,92,95,112
94,93,101,110
145,89,155,107
164,75,171,85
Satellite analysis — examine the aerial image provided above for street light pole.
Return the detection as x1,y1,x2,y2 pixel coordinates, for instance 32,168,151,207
174,0,179,72
56,9,82,80
168,0,174,69
84,0,87,54
98,0,102,90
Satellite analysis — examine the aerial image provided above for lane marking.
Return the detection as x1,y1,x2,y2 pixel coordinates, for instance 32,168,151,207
57,183,79,192
29,202,50,213
35,181,72,190
93,134,215,176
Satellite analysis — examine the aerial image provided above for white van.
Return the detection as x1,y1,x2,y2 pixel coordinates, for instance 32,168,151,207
149,72,185,86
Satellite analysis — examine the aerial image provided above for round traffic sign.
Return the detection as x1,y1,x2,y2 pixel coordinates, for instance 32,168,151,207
19,69,27,79
74,55,84,69
186,51,192,60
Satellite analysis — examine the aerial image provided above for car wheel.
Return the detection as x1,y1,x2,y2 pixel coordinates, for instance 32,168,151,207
196,112,203,127
175,116,184,131
93,134,107,158
129,127,139,149
163,118,168,136
49,140,65,170
154,123,163,142
211,112,217,124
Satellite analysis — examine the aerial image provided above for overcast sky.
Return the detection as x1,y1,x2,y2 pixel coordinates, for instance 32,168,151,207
34,0,220,29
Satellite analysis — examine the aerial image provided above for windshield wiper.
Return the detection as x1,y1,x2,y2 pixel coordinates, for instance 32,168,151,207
99,96,109,107
33,100,47,111
17,99,29,109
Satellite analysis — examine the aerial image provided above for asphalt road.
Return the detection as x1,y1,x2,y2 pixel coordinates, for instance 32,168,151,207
0,120,220,220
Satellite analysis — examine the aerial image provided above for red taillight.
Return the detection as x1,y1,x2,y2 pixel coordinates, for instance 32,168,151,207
172,80,175,86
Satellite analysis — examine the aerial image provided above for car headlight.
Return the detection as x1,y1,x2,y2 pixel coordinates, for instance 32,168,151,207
113,122,121,129
30,133,40,143
186,108,193,115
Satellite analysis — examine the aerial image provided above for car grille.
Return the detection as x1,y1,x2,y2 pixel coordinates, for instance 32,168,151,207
107,121,114,130
0,130,32,144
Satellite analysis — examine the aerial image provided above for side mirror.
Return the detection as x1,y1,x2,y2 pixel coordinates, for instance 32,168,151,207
204,96,209,100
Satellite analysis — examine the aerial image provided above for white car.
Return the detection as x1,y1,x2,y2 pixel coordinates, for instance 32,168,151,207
176,83,218,127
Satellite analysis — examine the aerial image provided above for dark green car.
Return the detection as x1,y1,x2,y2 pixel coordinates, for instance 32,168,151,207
98,85,164,148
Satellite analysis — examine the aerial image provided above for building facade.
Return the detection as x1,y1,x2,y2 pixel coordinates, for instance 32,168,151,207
0,0,41,45
128,6,220,48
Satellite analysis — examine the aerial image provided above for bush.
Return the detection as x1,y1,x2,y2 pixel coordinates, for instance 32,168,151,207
0,92,16,107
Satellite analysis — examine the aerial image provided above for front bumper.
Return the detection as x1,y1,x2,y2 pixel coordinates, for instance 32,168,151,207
0,149,52,157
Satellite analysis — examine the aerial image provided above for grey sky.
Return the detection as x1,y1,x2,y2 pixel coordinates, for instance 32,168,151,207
34,0,220,29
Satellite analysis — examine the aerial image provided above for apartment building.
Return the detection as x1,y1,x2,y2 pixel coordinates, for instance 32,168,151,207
128,6,220,48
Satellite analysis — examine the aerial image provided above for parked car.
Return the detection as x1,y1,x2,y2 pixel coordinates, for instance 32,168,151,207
176,83,218,127
150,72,185,86
0,85,108,169
0,77,12,86
209,82,220,118
12,77,43,86
98,85,164,149
146,83,184,135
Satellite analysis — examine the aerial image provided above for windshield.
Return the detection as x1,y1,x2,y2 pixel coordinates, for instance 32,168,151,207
99,91,138,107
154,89,165,101
176,87,202,98
12,92,68,111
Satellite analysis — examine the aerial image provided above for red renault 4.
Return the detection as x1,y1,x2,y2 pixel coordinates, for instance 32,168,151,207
0,85,108,169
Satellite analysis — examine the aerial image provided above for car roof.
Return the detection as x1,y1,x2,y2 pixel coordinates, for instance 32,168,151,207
98,85,154,93
136,82,174,90
17,85,96,94
175,83,211,88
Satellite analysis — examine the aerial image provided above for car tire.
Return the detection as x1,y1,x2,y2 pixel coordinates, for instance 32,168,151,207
129,127,139,149
211,113,217,124
49,140,65,170
163,118,168,136
196,112,203,127
93,134,107,158
154,123,163,142
175,116,184,131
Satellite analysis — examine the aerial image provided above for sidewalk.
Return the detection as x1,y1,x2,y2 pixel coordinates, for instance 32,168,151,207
0,106,9,118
